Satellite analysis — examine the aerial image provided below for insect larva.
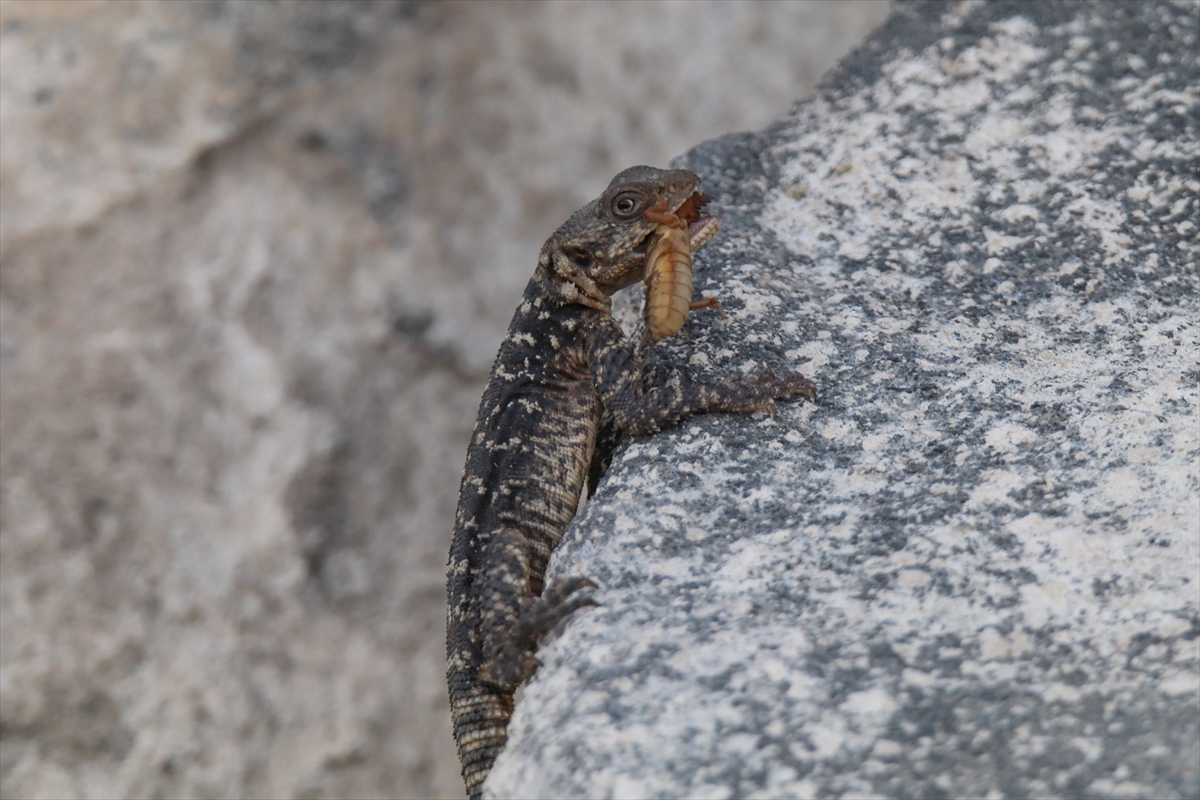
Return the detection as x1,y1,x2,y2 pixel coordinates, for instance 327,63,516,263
642,193,724,342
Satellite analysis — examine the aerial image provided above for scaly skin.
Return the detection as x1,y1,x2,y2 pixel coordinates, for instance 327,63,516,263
445,166,815,799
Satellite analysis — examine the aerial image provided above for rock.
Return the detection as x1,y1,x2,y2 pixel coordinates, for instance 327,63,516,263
0,2,888,798
487,2,1199,798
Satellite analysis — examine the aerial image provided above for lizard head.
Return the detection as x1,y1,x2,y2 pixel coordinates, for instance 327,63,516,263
539,166,720,308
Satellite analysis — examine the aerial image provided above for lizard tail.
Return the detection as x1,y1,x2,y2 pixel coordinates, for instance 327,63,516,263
452,682,514,799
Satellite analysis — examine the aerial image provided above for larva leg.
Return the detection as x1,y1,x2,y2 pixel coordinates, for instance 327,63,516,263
689,296,727,319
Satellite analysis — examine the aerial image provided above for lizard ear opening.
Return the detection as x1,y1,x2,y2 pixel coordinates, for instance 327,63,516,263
563,246,594,269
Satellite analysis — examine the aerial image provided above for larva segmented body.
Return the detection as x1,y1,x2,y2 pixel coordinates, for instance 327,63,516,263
642,193,724,342
643,224,694,342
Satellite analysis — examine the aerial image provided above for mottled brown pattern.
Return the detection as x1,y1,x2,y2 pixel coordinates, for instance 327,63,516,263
446,166,815,799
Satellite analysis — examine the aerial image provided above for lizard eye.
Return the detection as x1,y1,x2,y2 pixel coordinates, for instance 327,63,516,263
564,246,594,268
610,192,642,220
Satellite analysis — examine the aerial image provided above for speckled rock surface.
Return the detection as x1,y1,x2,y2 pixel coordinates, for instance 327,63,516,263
487,2,1199,798
0,3,890,798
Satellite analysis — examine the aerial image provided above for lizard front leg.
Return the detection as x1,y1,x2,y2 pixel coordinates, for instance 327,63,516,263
589,318,815,436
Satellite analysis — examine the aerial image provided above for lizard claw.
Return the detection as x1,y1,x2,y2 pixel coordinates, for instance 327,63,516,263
482,576,599,690
760,369,816,402
541,576,598,606
516,575,600,643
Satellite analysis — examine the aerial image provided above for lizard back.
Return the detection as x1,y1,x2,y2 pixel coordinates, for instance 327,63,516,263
446,274,605,798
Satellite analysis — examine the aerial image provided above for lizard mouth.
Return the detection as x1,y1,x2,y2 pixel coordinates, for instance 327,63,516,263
675,191,720,250
634,191,720,256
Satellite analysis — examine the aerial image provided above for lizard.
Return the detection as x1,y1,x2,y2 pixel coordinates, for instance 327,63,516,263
445,165,816,799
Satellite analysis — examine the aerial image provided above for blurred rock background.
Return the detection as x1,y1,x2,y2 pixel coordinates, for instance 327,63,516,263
0,2,890,797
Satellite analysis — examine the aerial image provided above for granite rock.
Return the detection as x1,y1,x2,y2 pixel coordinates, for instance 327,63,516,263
0,2,888,798
488,2,1199,798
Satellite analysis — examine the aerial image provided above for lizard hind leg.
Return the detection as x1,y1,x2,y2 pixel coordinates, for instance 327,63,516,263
516,575,599,644
478,530,599,692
